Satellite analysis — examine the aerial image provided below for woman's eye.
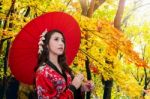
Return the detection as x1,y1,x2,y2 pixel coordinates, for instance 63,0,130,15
54,38,58,41
62,39,64,43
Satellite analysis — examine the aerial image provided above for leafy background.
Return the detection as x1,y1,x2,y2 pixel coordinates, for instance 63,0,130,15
0,0,150,99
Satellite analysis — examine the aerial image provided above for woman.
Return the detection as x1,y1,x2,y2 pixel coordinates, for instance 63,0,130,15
35,29,94,99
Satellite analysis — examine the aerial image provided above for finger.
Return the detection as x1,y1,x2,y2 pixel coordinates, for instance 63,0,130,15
90,83,95,90
80,75,84,80
77,74,84,80
77,72,82,76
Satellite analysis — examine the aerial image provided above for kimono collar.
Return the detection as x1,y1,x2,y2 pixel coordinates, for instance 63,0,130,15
46,60,67,82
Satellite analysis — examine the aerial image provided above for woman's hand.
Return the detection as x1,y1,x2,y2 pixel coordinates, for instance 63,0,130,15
81,80,94,92
72,73,84,89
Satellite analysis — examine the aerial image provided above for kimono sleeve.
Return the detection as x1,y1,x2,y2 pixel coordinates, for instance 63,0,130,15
36,71,76,99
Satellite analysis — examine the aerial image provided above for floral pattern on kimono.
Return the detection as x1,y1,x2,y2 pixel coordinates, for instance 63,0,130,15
36,63,75,99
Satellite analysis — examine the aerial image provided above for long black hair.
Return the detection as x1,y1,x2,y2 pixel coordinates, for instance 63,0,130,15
36,29,72,75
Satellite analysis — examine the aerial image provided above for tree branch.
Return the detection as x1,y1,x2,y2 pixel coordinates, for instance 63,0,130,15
24,6,30,17
144,67,148,88
131,71,138,81
79,49,103,66
122,3,150,25
0,0,16,54
3,0,16,30
93,0,105,12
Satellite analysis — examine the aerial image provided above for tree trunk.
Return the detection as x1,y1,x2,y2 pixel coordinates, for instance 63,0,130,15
114,0,125,30
102,58,114,99
87,0,95,17
103,80,113,99
6,77,19,99
142,68,150,97
102,77,113,99
0,0,16,54
1,40,11,99
0,79,4,99
80,0,105,16
80,0,88,16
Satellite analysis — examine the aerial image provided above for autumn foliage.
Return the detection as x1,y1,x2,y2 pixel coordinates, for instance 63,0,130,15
0,0,149,98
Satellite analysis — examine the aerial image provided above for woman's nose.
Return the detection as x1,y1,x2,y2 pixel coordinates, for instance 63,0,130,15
59,40,64,45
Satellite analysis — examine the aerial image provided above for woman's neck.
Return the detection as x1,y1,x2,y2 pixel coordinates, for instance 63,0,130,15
48,54,62,73
49,54,58,65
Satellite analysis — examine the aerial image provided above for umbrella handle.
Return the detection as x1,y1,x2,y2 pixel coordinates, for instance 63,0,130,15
85,57,91,99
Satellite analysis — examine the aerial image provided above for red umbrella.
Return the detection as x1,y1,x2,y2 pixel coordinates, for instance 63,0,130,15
8,12,81,85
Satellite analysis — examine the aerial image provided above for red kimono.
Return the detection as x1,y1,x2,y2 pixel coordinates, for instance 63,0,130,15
36,61,84,99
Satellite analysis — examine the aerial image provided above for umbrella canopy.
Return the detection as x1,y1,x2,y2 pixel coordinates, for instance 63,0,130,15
8,12,81,84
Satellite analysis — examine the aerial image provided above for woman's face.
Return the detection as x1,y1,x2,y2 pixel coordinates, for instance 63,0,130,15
48,32,65,56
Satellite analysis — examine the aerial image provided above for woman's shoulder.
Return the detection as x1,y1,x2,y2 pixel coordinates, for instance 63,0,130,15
36,63,58,80
36,63,56,77
36,63,49,75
